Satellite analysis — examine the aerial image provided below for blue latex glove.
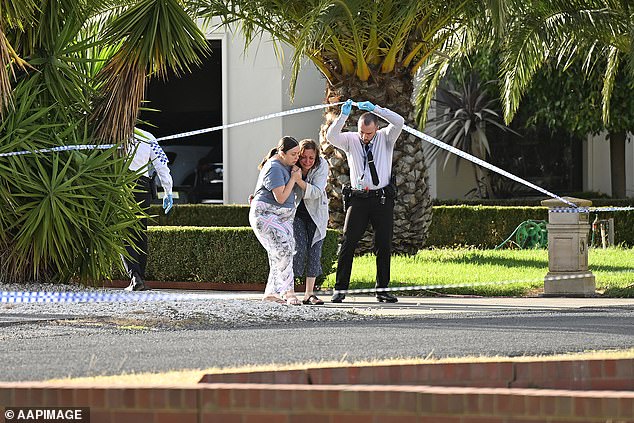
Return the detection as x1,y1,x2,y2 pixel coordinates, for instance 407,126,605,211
341,99,353,116
357,101,376,112
163,193,173,214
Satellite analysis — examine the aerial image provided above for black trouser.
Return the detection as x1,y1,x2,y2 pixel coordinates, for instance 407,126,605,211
335,195,394,291
121,176,151,279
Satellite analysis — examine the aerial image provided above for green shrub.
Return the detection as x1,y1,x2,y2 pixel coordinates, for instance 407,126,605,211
146,226,339,283
426,206,549,248
149,204,250,227
149,203,634,249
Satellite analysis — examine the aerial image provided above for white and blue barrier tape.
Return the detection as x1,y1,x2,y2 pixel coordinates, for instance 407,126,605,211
1,100,632,213
0,144,116,158
0,269,619,304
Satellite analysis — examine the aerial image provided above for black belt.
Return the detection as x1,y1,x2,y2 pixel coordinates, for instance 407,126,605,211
349,188,386,198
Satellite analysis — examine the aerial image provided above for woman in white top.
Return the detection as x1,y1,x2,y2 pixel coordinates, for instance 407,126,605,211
292,139,329,305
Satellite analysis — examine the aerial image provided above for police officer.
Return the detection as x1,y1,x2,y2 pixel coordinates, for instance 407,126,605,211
123,128,173,291
326,99,404,303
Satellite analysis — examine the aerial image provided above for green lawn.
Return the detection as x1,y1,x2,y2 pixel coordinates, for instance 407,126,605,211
321,247,634,297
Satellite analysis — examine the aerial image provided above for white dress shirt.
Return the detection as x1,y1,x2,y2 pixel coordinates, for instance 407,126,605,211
128,128,173,195
326,106,404,190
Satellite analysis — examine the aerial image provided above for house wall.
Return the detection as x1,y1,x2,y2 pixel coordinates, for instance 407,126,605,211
203,22,324,205
584,132,634,197
432,155,480,200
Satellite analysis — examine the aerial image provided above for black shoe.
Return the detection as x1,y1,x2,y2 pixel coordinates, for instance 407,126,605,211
124,274,147,292
331,293,346,303
376,292,398,303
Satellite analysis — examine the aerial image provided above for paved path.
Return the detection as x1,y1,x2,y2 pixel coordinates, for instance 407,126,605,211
1,292,633,382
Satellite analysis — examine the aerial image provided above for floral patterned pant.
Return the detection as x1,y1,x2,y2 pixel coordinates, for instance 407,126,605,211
249,200,295,296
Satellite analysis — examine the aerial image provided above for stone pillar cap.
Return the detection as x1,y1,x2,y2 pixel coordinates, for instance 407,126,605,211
541,196,593,208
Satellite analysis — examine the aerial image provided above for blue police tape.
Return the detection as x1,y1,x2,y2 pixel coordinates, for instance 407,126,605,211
0,144,116,158
0,290,189,303
1,269,622,303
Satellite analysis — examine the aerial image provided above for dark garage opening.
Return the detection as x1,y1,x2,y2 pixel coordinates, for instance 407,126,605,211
140,39,223,203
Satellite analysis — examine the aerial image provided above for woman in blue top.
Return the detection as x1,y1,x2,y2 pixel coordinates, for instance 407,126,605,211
249,136,302,304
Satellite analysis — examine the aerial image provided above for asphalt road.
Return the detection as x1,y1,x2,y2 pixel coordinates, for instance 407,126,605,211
1,306,633,382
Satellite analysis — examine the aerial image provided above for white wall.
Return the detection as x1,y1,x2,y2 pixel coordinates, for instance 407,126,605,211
204,22,324,204
583,132,634,197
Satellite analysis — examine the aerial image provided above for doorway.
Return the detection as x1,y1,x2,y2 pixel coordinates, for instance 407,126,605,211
140,39,223,203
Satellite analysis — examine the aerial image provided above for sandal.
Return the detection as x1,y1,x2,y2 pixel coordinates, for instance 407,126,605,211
302,295,324,305
263,296,287,305
285,296,302,306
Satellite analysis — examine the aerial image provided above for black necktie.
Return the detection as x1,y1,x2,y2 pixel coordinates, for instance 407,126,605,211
365,144,380,186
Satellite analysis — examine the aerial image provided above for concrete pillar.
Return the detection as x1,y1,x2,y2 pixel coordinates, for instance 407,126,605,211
540,197,596,297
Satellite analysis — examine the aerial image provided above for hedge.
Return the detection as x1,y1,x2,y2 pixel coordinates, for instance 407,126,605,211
145,226,339,283
149,203,634,248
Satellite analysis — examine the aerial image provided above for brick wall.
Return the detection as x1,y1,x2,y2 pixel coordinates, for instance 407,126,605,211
1,358,633,422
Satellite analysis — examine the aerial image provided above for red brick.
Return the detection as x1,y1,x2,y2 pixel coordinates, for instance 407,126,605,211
373,366,390,384
30,388,45,405
125,388,140,408
289,415,325,423
420,417,461,423
370,390,389,410
201,412,242,423
57,389,74,406
619,397,634,419
524,394,542,416
105,389,125,408
0,388,14,406
509,393,526,415
357,390,372,409
329,367,349,384
388,365,401,384
89,409,111,423
290,389,309,408
616,360,634,378
554,396,573,417
603,359,617,377
588,360,603,378
90,388,107,408
41,388,60,406
433,393,451,414
12,388,28,406
602,397,621,418
113,411,155,423
495,394,514,415
156,411,198,423
418,392,434,413
371,415,415,423
348,366,361,384
332,414,373,423
243,413,289,423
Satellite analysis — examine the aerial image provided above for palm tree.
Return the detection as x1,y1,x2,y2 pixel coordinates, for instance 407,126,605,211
498,0,633,197
192,0,504,254
0,0,207,283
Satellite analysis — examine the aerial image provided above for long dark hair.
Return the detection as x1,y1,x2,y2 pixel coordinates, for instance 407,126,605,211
258,136,299,169
298,138,321,170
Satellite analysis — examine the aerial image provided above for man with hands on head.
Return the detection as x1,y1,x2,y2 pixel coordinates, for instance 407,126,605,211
326,99,404,303
122,128,174,292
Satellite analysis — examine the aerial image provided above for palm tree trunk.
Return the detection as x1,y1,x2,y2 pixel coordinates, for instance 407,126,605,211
319,74,432,255
609,131,626,198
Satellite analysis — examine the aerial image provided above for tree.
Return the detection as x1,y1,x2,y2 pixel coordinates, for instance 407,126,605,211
0,0,207,283
499,0,634,197
193,0,504,254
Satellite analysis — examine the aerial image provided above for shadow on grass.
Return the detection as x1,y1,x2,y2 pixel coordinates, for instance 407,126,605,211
416,254,549,270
